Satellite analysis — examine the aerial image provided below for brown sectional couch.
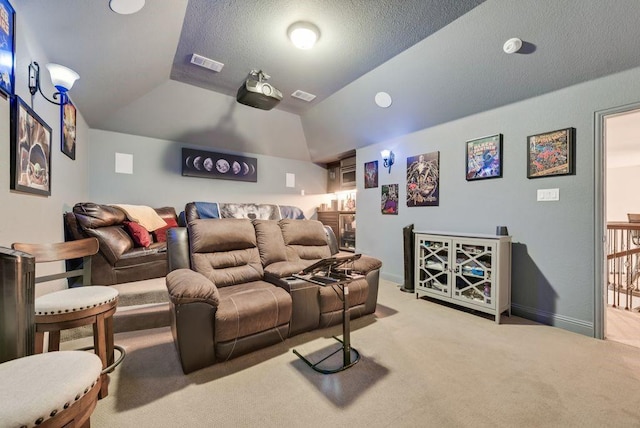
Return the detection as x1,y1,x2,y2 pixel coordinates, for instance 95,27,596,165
64,202,178,285
166,217,382,374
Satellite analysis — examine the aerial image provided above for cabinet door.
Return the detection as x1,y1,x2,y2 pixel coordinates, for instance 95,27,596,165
415,235,451,297
452,239,495,308
339,213,356,251
327,163,340,193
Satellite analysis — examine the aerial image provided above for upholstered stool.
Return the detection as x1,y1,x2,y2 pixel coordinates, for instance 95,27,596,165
12,239,126,400
34,286,123,399
0,351,102,428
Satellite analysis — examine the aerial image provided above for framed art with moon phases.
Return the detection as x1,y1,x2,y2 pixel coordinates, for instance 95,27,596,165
182,148,257,182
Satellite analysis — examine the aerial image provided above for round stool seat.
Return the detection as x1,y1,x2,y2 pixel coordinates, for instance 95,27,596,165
0,351,102,427
35,286,118,315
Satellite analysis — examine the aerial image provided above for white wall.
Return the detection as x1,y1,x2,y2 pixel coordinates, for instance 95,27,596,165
87,129,328,219
356,65,640,336
0,3,90,294
607,165,640,222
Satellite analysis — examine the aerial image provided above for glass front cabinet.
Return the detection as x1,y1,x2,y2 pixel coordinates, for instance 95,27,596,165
415,231,511,323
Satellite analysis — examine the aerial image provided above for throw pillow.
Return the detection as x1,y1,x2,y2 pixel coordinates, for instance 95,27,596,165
124,221,152,248
153,217,178,243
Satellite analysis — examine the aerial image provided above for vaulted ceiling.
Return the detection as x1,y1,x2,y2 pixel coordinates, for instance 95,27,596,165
16,0,640,163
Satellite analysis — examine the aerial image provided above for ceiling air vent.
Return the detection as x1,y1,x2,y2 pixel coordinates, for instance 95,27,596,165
291,89,316,102
190,54,224,72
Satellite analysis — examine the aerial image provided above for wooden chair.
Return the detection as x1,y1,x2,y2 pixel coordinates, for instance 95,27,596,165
12,238,125,399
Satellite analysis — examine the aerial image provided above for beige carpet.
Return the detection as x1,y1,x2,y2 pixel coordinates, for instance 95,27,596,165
69,280,640,427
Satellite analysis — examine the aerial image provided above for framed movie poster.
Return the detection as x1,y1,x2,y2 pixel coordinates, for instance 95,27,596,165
527,127,575,178
364,160,378,189
0,0,14,96
61,99,76,160
466,134,502,181
381,184,398,215
10,96,52,196
406,151,439,207
182,148,257,182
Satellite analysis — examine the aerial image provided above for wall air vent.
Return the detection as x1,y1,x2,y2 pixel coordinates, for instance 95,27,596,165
190,54,224,72
291,89,316,102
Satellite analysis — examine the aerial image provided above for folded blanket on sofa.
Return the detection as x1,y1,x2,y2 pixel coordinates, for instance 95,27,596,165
111,204,167,231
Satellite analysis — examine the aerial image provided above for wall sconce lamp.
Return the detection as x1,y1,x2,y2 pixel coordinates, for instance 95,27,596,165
28,61,79,105
381,149,395,173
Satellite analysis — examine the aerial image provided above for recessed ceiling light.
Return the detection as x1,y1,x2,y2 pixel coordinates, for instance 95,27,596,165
287,22,320,50
110,0,145,15
375,92,392,108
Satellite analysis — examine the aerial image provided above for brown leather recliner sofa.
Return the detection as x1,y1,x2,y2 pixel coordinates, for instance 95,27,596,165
166,217,382,374
64,202,178,285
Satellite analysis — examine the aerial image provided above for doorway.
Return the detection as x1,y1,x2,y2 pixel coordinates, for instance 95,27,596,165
597,105,640,347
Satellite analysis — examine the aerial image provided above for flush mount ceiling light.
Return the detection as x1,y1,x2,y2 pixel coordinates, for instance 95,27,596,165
287,21,320,50
110,0,145,15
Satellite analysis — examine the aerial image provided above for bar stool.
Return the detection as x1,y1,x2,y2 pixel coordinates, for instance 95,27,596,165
12,238,125,399
0,351,102,427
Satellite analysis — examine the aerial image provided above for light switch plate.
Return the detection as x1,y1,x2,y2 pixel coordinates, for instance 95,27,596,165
537,188,559,201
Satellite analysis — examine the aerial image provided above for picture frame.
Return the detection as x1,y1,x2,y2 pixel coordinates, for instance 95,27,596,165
61,98,76,160
0,0,15,96
182,147,257,182
381,184,399,215
465,134,502,181
527,127,575,178
364,160,378,188
10,96,53,196
406,151,439,206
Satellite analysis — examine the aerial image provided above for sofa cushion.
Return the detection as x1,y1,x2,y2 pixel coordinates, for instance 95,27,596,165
253,220,287,267
124,221,152,247
73,203,127,229
84,226,133,264
189,219,263,287
115,245,167,266
153,217,178,243
279,219,332,261
263,261,310,278
279,219,328,246
189,219,257,253
215,281,291,342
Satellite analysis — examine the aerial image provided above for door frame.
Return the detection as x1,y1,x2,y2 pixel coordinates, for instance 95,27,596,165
594,101,640,339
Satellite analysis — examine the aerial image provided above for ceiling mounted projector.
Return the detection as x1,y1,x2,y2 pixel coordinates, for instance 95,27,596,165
236,70,283,110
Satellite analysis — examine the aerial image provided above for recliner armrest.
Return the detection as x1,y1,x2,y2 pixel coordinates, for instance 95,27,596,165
166,269,220,307
334,252,382,275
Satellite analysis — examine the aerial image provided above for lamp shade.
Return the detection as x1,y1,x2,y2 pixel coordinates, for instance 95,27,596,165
45,63,79,92
381,149,391,160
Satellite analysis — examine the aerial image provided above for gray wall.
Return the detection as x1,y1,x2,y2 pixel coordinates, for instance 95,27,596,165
0,3,90,294
87,129,328,218
356,65,640,336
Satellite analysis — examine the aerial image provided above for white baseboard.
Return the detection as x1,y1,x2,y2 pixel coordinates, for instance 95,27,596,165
511,303,595,337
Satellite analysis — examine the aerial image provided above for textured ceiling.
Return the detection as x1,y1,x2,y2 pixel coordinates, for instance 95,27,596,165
14,0,640,163
170,0,485,115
